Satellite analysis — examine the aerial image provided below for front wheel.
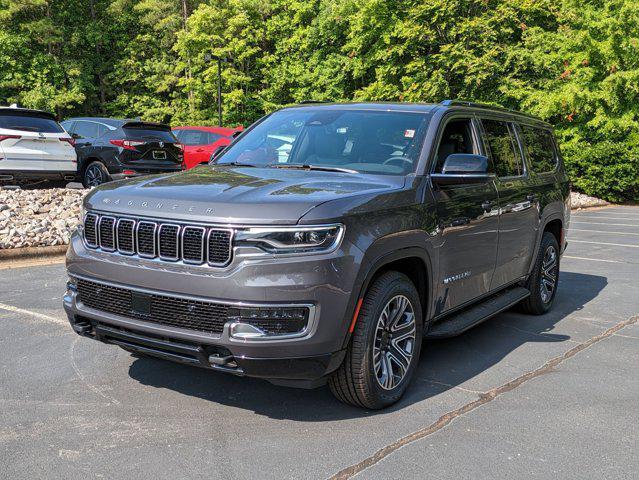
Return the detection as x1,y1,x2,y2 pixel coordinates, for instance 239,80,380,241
520,232,560,315
329,271,423,409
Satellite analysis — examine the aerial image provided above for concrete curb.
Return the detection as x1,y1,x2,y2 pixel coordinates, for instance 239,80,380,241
0,244,68,261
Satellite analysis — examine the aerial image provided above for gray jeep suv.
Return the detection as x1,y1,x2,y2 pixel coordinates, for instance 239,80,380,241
64,101,570,409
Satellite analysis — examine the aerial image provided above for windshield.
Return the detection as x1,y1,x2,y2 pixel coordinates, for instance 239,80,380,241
216,109,431,175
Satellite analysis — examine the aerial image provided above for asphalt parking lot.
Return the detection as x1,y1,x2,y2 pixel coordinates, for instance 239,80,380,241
1,206,638,480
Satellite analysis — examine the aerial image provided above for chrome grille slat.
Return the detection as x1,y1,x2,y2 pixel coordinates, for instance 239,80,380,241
182,226,205,264
158,224,180,260
84,214,98,248
98,216,116,251
207,229,233,266
136,221,157,258
116,219,135,254
82,212,233,267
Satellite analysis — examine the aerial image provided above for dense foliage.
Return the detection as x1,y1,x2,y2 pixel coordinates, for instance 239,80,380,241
1,0,637,201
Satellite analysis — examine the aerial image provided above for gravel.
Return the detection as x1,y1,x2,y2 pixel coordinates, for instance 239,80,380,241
0,187,610,250
0,187,87,249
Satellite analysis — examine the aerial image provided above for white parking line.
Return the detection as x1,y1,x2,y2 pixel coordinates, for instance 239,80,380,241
571,216,639,221
0,302,67,326
563,255,623,264
571,221,639,227
569,228,639,236
569,239,639,248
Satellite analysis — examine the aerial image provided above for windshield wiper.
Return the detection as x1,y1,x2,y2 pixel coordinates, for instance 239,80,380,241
216,161,260,167
268,164,358,174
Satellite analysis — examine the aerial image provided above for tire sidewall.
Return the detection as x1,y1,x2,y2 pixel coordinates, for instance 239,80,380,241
529,233,560,313
83,162,109,188
359,274,423,406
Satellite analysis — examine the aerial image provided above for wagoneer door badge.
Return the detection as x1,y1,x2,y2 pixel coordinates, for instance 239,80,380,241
443,270,471,284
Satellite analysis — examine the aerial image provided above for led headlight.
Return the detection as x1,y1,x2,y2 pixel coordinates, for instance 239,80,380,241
235,224,344,254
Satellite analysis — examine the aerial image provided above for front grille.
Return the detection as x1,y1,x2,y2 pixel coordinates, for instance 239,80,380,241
83,212,233,267
76,278,229,334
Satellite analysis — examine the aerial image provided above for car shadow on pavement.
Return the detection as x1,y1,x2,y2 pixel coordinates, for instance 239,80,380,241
126,271,607,420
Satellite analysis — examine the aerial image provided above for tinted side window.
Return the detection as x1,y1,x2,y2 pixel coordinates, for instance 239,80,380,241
482,119,522,177
206,132,223,144
434,119,477,173
74,121,100,138
0,112,64,133
520,125,557,173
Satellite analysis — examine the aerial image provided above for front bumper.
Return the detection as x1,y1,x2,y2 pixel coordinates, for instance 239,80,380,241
64,231,364,385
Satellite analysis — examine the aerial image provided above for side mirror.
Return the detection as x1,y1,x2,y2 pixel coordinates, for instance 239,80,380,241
431,154,494,186
209,145,227,163
441,154,487,174
71,133,82,140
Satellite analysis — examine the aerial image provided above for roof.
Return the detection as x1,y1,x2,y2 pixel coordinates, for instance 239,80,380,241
280,100,549,126
64,117,171,129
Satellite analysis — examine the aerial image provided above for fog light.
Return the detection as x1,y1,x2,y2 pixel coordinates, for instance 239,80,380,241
227,306,309,339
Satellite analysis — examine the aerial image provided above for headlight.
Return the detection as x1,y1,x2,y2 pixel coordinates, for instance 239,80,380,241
234,224,344,254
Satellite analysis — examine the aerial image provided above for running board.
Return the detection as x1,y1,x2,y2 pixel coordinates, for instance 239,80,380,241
425,287,530,339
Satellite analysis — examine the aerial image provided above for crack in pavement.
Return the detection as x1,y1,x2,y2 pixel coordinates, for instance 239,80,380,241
328,314,638,480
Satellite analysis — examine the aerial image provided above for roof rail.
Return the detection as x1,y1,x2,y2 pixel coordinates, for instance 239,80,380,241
299,100,331,104
440,99,542,121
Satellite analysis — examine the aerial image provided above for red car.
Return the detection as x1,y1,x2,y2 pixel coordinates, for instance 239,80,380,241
172,126,243,169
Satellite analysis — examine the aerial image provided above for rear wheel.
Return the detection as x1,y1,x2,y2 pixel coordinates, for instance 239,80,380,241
520,231,560,315
329,271,423,409
83,161,110,188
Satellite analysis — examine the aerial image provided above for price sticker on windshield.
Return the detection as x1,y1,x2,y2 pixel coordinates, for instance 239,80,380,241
404,129,415,138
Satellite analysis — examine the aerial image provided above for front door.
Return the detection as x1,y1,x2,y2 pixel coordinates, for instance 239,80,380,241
431,117,500,315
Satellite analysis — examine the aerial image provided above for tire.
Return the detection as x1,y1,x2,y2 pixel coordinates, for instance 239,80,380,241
329,271,423,409
83,161,111,188
520,232,560,315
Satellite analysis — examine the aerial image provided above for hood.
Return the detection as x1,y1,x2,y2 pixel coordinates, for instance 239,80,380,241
85,165,406,225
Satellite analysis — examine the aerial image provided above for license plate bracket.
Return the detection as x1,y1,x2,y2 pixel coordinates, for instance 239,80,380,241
131,292,152,316
152,150,167,160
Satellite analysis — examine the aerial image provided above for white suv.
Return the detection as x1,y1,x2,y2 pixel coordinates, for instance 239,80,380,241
0,106,77,183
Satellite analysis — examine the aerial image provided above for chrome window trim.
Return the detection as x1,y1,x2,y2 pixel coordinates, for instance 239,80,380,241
116,218,136,255
207,228,234,267
158,223,181,261
181,226,206,265
98,216,116,252
136,221,157,258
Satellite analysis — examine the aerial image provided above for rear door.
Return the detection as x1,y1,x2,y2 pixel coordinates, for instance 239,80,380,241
479,117,539,289
0,110,75,172
431,116,500,314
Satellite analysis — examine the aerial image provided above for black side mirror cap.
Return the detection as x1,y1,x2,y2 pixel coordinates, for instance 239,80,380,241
441,154,488,174
71,133,81,139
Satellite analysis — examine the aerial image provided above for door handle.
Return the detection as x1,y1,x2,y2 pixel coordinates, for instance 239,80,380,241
195,148,205,152
481,200,493,211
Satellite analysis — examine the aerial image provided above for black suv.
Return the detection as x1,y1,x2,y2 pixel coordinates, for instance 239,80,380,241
64,101,570,409
61,117,184,187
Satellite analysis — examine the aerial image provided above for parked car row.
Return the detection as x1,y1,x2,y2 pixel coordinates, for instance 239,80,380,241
0,105,242,188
